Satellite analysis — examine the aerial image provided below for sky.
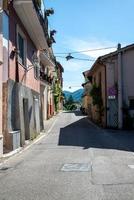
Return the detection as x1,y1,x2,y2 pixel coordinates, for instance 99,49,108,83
45,0,134,92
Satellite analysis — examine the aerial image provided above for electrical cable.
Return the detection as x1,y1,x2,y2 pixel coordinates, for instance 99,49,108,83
55,46,117,55
56,56,95,61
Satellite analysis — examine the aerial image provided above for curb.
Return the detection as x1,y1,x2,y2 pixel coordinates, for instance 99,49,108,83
0,113,59,164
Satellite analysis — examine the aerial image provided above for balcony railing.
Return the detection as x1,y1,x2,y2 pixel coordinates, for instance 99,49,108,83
32,0,51,46
40,71,53,84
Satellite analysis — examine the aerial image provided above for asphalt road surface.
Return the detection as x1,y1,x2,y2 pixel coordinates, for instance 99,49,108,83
0,111,134,200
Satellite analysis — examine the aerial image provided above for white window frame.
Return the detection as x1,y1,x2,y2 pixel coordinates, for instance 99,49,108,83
17,25,27,68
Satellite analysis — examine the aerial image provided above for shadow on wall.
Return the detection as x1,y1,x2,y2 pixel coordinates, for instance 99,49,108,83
58,114,134,152
11,82,20,130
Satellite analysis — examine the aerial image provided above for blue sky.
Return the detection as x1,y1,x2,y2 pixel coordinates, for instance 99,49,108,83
45,0,134,91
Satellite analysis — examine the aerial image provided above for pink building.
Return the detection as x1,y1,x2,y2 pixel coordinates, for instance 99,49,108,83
1,0,56,153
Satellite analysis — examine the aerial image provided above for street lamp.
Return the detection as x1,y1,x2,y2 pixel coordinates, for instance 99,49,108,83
66,53,74,61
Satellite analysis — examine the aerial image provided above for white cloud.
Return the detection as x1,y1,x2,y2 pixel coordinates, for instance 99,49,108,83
58,37,125,92
63,80,82,92
62,37,118,58
59,58,92,72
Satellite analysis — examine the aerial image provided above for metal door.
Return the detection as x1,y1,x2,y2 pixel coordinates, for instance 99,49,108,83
107,99,118,128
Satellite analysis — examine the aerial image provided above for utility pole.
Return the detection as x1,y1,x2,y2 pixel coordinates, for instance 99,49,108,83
117,43,123,129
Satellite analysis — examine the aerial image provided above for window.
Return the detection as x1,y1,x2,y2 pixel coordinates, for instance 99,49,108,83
129,99,134,110
17,26,27,66
34,63,40,79
18,33,25,65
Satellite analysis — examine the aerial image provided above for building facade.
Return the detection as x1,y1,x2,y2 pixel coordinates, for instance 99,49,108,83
84,44,134,129
82,70,92,116
82,66,106,126
1,0,56,153
102,44,134,129
53,61,64,113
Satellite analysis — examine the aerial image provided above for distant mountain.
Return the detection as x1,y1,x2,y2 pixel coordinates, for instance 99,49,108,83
63,89,84,102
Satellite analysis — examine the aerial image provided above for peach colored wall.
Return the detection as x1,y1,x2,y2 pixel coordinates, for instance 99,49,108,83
9,5,40,93
0,9,3,136
0,34,3,135
91,64,106,126
106,49,134,105
106,57,118,97
122,49,134,103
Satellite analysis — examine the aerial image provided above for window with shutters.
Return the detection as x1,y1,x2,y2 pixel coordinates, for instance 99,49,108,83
17,26,27,67
34,63,40,79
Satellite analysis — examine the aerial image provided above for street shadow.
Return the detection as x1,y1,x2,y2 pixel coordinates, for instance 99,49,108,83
58,117,134,151
63,111,86,116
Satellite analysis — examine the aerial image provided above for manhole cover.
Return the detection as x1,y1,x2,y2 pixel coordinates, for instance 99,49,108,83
61,163,91,172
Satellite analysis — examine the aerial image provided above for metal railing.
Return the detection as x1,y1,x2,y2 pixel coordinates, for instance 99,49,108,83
40,71,53,84
32,0,50,45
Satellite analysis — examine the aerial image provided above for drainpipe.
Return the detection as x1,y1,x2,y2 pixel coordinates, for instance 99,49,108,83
117,43,123,129
104,63,107,128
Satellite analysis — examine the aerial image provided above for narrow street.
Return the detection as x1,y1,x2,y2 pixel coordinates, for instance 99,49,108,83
1,111,134,200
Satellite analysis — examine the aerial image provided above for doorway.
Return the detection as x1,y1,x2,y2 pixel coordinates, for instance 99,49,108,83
34,98,40,133
23,98,30,140
107,99,118,128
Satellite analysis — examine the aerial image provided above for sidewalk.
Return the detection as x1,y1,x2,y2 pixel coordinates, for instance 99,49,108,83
0,113,60,164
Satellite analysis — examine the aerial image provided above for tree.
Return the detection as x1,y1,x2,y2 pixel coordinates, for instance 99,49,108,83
90,83,104,124
64,95,77,111
67,95,74,105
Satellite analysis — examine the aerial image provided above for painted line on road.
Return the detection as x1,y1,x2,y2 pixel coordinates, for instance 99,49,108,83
128,165,134,169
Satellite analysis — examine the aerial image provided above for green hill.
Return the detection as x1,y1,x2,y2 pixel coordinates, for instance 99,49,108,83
63,89,84,102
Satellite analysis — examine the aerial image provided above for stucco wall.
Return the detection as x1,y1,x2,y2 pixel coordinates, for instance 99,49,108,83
0,10,3,139
91,65,106,126
4,79,40,150
122,49,134,105
9,4,40,93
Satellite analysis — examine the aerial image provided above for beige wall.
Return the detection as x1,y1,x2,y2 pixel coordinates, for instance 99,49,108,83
122,49,134,104
106,49,134,106
0,9,3,136
91,64,106,126
0,3,3,155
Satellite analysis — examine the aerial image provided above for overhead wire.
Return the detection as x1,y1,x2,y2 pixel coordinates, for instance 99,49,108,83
56,56,95,61
54,46,117,55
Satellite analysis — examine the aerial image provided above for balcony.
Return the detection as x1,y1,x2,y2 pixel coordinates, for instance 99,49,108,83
40,50,55,70
40,71,53,85
13,0,50,49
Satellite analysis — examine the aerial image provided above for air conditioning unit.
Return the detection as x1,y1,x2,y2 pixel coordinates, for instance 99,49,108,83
10,130,20,150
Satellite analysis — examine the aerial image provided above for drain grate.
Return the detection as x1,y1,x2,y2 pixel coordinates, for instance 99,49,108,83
61,163,91,172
